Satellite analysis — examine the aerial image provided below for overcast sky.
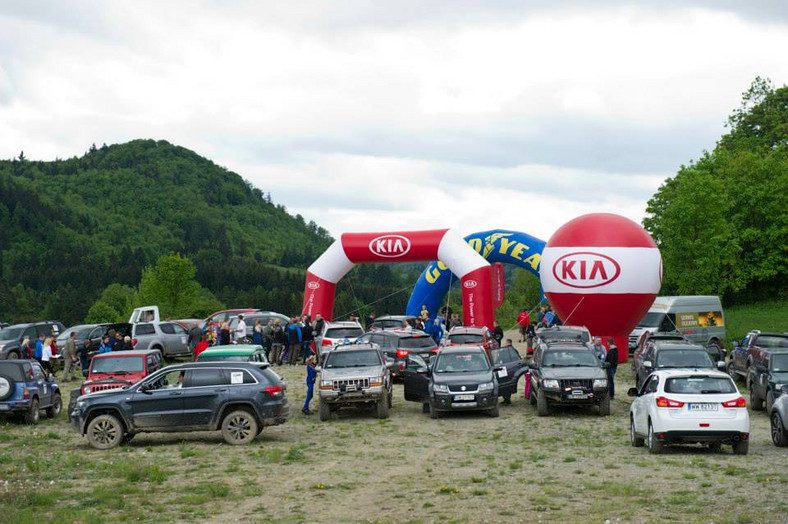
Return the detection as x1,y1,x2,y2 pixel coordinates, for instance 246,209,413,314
1,1,787,241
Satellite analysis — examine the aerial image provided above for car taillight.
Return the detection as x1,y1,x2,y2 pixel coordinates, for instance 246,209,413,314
396,349,409,358
131,338,138,346
722,396,746,408
430,348,439,353
656,396,684,408
23,388,29,400
321,340,332,346
265,385,284,397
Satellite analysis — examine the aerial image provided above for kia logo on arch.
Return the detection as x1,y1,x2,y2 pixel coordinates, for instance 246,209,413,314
463,280,478,289
552,252,621,288
369,235,411,258
307,282,320,290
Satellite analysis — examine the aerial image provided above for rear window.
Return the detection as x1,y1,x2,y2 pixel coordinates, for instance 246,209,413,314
657,350,713,369
664,376,737,394
399,336,437,350
449,334,483,344
325,328,364,339
186,368,228,387
135,324,155,336
771,353,788,372
91,357,144,374
492,347,521,365
372,320,407,329
0,363,26,381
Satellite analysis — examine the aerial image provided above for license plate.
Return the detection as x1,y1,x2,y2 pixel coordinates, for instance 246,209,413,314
345,385,357,392
0,404,9,411
689,403,718,411
569,390,587,399
454,394,475,401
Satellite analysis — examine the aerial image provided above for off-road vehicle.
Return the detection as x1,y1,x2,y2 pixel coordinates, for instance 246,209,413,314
317,343,393,421
0,360,62,424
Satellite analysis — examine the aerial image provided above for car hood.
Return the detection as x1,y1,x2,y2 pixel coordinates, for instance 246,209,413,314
540,367,606,380
87,372,140,383
433,370,493,385
321,366,383,379
771,372,788,382
79,387,131,402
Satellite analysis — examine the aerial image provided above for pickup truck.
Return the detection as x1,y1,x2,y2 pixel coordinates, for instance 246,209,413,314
728,331,788,384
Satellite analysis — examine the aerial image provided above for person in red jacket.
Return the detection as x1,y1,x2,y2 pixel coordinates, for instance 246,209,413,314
517,309,530,343
193,334,210,360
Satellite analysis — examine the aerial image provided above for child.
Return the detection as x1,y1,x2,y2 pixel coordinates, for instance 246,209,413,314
303,356,317,415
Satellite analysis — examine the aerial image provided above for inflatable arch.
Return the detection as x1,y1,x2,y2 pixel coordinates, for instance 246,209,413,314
302,229,496,329
406,230,546,318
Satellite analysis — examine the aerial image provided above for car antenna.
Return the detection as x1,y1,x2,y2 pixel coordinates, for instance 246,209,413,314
559,296,585,326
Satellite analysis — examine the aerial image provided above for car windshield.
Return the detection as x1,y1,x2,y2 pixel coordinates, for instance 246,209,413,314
771,354,788,372
449,334,483,344
664,376,737,394
757,335,788,349
637,312,666,328
91,357,144,374
325,328,364,339
0,326,24,341
399,337,437,350
434,352,490,373
324,350,381,368
373,320,407,329
542,350,600,367
199,354,250,362
657,350,713,369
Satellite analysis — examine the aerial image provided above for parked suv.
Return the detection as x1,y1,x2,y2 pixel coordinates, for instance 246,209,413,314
57,322,133,356
67,349,163,419
71,362,289,449
0,321,66,359
748,349,788,412
528,340,610,416
444,326,498,354
634,341,720,389
317,344,393,421
728,331,788,383
535,325,592,346
132,321,191,357
368,315,418,331
356,330,437,377
315,321,365,359
631,331,687,371
0,360,63,424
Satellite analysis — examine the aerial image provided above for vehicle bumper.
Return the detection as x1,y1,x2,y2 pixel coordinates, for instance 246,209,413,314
652,411,749,442
543,388,608,405
67,387,81,421
261,398,289,426
0,400,34,414
431,392,496,411
656,430,749,444
70,409,86,434
319,386,386,404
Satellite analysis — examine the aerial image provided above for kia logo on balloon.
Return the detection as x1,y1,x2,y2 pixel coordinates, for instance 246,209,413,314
307,281,320,290
552,252,621,289
369,235,411,258
463,280,478,289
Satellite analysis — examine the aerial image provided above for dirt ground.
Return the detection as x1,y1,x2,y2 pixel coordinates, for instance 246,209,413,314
1,332,786,523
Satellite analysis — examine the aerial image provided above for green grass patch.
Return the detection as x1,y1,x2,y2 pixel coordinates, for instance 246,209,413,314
725,300,788,343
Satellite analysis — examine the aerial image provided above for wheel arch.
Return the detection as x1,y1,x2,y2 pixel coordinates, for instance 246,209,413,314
213,401,261,430
83,407,130,435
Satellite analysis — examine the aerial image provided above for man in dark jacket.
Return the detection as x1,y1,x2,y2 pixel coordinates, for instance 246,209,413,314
187,322,202,351
287,319,302,365
604,338,619,399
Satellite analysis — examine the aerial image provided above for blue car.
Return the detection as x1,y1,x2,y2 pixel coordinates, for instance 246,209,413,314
0,360,63,425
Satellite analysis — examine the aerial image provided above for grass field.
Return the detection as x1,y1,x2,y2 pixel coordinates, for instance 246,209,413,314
724,299,788,345
1,330,786,523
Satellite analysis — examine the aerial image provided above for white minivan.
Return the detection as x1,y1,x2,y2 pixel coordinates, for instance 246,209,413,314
629,296,726,360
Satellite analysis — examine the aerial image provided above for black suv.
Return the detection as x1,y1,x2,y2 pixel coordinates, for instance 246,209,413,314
749,349,788,412
357,330,438,377
70,362,289,449
528,340,610,416
633,341,719,388
0,321,66,359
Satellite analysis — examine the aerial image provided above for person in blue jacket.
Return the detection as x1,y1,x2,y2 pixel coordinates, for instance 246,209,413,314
431,318,444,345
303,355,317,415
287,319,302,365
99,335,112,354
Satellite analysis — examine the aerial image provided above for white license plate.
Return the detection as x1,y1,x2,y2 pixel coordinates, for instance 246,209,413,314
689,403,719,411
345,385,357,392
569,390,587,399
0,404,9,411
454,394,475,401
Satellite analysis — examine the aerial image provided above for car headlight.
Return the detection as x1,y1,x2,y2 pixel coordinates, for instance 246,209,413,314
542,379,559,389
776,384,786,393
433,384,449,393
83,386,92,393
479,382,494,392
320,380,333,387
75,400,86,410
593,379,608,388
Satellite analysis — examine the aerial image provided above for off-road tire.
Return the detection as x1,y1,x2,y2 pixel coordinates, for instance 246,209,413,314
429,405,440,419
376,397,390,419
766,390,775,413
536,389,549,417
319,399,331,421
24,398,40,425
422,402,430,414
529,385,536,405
388,391,393,409
750,385,764,411
599,395,611,416
0,374,14,401
647,421,663,454
488,402,500,417
727,361,739,382
86,413,123,449
732,440,749,455
220,409,258,445
771,412,787,447
6,351,20,360
45,393,62,419
630,417,644,447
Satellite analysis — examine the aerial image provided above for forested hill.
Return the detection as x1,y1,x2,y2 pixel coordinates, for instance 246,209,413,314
0,139,344,324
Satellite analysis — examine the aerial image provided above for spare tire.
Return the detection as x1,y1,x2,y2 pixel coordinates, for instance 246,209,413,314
0,374,14,401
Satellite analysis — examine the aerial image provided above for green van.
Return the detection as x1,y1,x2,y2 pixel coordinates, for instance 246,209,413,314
196,345,269,367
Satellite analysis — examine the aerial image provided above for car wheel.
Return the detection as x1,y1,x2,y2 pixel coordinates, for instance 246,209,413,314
771,412,787,447
630,416,644,447
766,390,775,413
488,402,499,417
727,361,739,382
750,385,763,411
376,397,390,419
319,399,331,422
529,385,537,406
708,442,721,453
86,414,123,449
221,409,258,445
599,395,611,416
422,402,430,414
647,421,663,454
24,398,40,425
45,393,62,419
536,389,549,417
7,351,20,360
388,391,392,409
429,405,440,419
0,374,14,401
732,440,749,455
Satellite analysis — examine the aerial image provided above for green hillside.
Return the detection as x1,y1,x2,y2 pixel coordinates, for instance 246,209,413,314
0,140,409,325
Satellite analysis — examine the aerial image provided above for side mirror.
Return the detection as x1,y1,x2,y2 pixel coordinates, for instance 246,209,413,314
315,365,322,372
493,366,503,372
642,361,653,369
416,366,429,375
716,361,726,371
627,387,639,397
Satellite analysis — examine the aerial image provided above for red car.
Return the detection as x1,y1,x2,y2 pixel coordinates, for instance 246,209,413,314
445,326,499,360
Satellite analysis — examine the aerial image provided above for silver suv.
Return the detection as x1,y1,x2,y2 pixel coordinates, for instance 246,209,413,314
317,343,393,421
315,321,365,360
132,322,190,357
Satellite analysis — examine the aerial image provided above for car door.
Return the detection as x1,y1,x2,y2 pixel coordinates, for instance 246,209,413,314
634,375,658,434
403,354,430,402
133,324,156,349
30,362,52,406
159,323,187,355
180,368,229,428
493,347,525,396
754,355,768,398
129,369,186,429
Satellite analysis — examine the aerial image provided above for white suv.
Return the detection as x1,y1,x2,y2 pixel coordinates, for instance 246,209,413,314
315,321,365,360
628,369,750,455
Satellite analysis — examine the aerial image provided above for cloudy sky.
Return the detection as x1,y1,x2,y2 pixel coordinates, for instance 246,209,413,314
1,1,787,241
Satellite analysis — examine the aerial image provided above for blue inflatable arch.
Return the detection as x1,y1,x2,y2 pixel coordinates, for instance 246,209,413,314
406,229,546,318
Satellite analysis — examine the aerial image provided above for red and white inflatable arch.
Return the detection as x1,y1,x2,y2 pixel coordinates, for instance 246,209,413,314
303,229,495,328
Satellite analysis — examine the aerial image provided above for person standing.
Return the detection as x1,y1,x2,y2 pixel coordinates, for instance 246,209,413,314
41,337,54,375
365,311,376,330
79,339,91,377
287,318,302,365
61,331,79,382
193,334,210,360
262,319,274,361
302,355,317,415
188,322,202,352
252,319,264,346
431,318,444,345
314,313,325,339
492,321,504,347
219,321,231,346
300,315,314,363
517,309,530,343
34,333,45,363
591,336,607,362
271,320,285,365
526,322,536,354
604,337,618,400
235,315,247,344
